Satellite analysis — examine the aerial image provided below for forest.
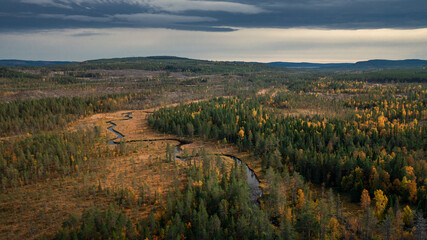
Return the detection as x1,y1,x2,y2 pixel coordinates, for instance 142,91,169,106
0,58,425,239
147,85,426,239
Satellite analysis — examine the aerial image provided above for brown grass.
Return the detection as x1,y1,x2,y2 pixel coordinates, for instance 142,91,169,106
0,103,265,239
0,110,185,239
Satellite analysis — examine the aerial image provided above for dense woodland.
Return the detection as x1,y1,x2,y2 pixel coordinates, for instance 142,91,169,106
0,58,426,239
149,82,426,238
0,127,114,189
0,95,125,136
55,151,427,240
55,161,276,239
42,57,280,74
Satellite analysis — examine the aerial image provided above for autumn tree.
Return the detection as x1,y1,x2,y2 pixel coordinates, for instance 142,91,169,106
374,189,388,220
361,189,371,211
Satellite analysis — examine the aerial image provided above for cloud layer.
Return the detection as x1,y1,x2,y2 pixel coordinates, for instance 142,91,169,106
1,0,426,32
1,0,426,62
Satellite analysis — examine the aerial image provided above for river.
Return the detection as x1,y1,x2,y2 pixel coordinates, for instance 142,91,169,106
106,111,262,204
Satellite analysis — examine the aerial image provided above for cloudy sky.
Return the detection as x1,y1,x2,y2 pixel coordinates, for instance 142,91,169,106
1,0,427,62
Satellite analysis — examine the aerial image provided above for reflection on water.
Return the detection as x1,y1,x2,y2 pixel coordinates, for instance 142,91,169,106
106,112,132,145
123,112,132,120
224,155,263,204
107,122,124,145
173,144,185,161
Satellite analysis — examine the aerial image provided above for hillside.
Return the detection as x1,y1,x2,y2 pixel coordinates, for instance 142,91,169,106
0,60,76,67
267,59,427,70
3,57,427,71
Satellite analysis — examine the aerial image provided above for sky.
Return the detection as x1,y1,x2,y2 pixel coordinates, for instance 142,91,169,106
1,0,427,62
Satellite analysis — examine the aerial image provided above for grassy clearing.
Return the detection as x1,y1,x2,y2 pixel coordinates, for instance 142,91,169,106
0,105,263,239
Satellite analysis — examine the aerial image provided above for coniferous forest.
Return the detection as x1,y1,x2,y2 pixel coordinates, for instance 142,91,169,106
0,58,426,239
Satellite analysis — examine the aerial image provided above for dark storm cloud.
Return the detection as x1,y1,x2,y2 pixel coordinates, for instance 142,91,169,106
1,0,426,32
212,0,427,29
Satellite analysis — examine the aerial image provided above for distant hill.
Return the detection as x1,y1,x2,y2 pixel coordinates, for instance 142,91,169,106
267,62,351,69
0,60,77,67
267,59,427,70
50,56,275,74
353,59,427,69
85,56,191,63
2,57,426,70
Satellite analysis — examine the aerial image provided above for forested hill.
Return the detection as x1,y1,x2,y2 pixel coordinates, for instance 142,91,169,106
2,57,427,70
48,56,278,74
354,59,427,69
0,60,76,67
267,59,427,70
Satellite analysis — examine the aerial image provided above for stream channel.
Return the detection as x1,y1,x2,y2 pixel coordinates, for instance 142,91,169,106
106,112,262,204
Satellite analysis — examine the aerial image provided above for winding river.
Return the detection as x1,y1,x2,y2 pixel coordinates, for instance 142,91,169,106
106,122,124,145
106,112,132,145
222,154,262,203
106,111,262,204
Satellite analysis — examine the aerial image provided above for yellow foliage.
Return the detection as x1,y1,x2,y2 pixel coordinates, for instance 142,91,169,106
192,180,203,188
238,129,245,139
374,189,388,219
377,115,386,129
286,208,293,222
403,205,413,226
328,217,341,239
412,118,418,126
407,180,418,204
252,109,257,117
405,166,416,180
402,176,408,185
296,189,305,209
